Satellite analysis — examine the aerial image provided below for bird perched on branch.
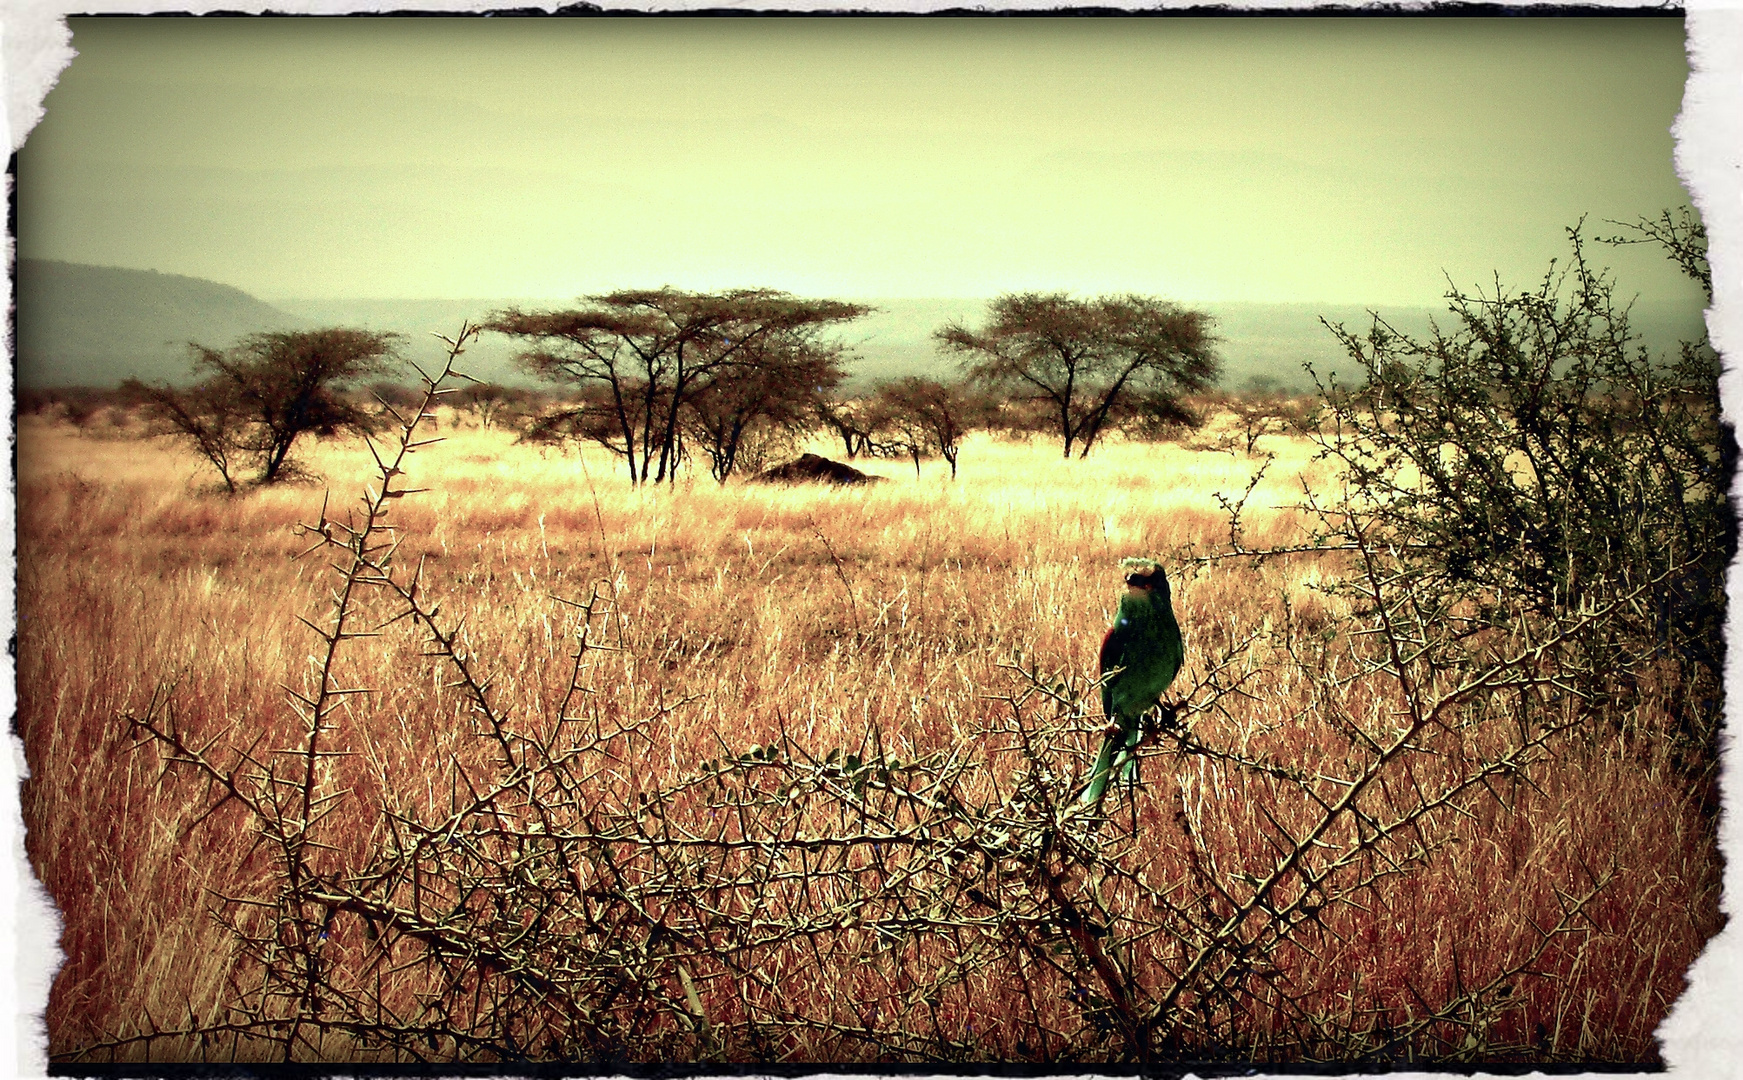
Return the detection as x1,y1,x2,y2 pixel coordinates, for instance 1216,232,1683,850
1080,557,1184,808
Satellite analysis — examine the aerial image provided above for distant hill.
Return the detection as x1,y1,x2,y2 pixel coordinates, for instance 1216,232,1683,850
13,260,305,388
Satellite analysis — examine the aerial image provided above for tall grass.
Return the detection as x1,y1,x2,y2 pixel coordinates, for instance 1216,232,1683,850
15,398,1721,1063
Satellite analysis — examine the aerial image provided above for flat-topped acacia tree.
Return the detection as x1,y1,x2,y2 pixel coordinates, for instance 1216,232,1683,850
938,292,1220,459
488,289,870,485
126,327,402,490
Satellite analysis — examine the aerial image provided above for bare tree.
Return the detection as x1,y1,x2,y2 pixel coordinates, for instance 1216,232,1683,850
1223,390,1311,454
939,293,1219,459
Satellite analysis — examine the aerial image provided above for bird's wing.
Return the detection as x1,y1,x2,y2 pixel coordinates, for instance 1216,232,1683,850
1099,621,1126,677
1099,621,1127,719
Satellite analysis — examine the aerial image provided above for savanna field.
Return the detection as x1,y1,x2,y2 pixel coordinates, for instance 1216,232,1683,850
16,404,1725,1065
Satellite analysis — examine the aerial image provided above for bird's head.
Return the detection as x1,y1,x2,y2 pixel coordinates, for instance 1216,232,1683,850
1120,556,1168,594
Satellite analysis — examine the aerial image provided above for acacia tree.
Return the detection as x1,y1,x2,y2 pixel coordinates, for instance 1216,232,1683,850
814,396,878,459
450,382,538,430
938,292,1219,458
867,376,989,479
487,289,869,485
125,328,401,489
1116,386,1206,444
520,384,650,452
683,339,847,483
125,378,246,492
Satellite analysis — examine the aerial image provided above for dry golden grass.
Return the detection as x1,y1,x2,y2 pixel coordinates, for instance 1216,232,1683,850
15,410,1722,1063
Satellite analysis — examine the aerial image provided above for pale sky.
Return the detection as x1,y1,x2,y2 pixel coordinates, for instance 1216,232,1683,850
15,16,1704,307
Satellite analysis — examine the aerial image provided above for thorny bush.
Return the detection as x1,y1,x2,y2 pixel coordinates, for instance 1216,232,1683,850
1305,216,1728,763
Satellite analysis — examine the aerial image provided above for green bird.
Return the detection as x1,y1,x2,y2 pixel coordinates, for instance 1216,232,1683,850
1080,557,1185,808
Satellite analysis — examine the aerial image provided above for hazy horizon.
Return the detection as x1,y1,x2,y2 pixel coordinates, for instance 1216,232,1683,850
20,254,1709,393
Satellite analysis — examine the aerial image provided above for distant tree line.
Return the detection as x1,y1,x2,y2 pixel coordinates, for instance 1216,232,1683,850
100,289,1233,490
67,209,1716,508
484,288,1224,485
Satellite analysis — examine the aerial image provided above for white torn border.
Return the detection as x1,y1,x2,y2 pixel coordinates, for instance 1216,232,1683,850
0,2,1737,1078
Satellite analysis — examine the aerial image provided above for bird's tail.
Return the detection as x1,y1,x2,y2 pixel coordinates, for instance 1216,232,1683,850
1079,725,1143,807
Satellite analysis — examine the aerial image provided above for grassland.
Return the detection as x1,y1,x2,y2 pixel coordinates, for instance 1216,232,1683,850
15,407,1723,1064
